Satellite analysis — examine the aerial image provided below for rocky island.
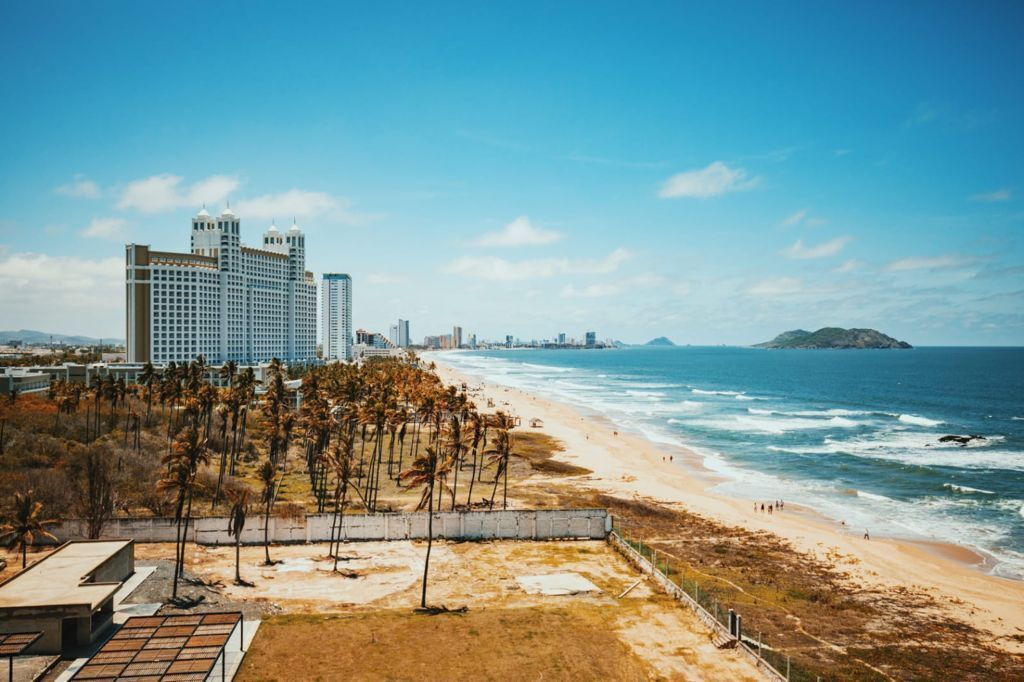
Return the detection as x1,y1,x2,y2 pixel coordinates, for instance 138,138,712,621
645,336,676,346
755,327,912,349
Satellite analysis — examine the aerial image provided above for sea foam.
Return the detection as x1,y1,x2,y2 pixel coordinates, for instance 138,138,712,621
898,414,944,428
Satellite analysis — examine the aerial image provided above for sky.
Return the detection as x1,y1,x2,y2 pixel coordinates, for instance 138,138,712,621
0,1,1022,346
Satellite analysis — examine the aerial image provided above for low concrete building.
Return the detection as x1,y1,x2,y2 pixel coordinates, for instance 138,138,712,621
0,540,134,655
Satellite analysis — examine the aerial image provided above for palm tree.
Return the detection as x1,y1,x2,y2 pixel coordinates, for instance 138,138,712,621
226,485,251,585
158,425,210,599
220,360,238,389
326,436,355,571
1,491,58,568
140,362,157,426
400,446,451,608
483,415,512,510
257,459,277,566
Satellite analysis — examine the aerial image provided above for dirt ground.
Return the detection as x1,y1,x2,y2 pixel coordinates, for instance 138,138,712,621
136,540,761,681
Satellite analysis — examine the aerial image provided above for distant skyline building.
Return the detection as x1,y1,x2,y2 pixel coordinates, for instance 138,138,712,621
452,325,463,349
558,332,566,345
389,319,410,348
126,207,317,365
321,273,352,361
585,331,597,348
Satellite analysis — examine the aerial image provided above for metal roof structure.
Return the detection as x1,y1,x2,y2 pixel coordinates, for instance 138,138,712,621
0,632,42,657
71,612,242,681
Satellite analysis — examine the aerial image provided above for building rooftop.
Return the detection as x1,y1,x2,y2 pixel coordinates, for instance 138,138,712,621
0,540,131,611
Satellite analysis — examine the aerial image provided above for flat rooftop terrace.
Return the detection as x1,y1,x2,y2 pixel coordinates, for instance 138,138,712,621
0,540,132,611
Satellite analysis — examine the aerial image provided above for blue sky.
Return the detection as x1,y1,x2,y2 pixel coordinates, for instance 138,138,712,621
1,1,1022,345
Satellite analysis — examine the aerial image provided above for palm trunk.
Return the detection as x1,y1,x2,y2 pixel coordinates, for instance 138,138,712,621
503,453,509,509
263,503,272,565
466,446,478,507
421,478,434,608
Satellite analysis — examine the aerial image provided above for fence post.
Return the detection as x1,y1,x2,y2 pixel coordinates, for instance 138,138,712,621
758,632,762,659
787,655,791,681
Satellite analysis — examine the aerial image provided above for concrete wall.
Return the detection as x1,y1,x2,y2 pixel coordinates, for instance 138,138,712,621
90,543,135,584
49,509,610,546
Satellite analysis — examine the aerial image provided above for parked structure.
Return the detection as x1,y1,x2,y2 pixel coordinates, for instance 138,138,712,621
0,540,134,655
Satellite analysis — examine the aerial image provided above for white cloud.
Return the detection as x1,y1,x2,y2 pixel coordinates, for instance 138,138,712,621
0,252,123,336
442,248,631,281
781,209,808,227
475,216,563,247
658,161,760,199
366,273,406,285
747,277,801,297
55,174,101,199
782,236,850,259
833,259,863,274
80,217,127,240
672,282,693,297
834,149,852,157
970,188,1012,203
117,174,239,213
560,283,620,298
236,189,374,224
885,255,976,272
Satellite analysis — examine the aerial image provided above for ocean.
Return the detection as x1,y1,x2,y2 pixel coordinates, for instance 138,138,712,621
436,346,1024,579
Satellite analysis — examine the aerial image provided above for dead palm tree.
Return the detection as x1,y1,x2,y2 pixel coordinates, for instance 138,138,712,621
226,485,251,585
400,446,451,608
158,425,210,599
257,459,277,566
1,491,58,568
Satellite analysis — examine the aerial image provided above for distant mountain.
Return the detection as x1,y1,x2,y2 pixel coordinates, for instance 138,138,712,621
645,336,676,346
755,327,911,349
0,329,124,346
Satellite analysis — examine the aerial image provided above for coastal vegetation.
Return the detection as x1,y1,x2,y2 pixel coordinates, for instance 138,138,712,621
755,327,912,349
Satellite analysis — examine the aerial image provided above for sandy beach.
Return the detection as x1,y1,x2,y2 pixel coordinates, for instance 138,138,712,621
429,354,1024,651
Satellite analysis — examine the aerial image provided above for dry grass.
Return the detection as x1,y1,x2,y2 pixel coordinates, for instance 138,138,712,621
237,609,650,682
530,487,1024,681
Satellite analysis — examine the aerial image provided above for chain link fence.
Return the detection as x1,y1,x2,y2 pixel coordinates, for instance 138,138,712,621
611,519,824,682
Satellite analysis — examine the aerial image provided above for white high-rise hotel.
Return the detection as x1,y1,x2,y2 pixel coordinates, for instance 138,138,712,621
125,207,317,364
321,273,353,361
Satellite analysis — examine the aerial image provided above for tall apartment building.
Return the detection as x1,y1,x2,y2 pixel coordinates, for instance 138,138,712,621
388,319,410,348
322,273,353,361
452,325,463,349
126,207,317,364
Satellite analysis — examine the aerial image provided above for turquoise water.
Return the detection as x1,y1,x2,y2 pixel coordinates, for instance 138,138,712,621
437,346,1024,578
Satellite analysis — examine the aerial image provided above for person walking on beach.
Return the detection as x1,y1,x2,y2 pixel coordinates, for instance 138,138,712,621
768,504,773,515
864,529,870,540
761,503,765,512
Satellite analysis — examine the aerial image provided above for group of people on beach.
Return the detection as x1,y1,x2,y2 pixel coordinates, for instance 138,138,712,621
754,499,784,515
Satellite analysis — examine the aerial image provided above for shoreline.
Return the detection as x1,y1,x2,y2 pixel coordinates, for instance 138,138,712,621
426,352,1024,648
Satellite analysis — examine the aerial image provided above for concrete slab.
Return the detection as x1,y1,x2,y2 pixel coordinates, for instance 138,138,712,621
112,565,156,606
515,572,600,596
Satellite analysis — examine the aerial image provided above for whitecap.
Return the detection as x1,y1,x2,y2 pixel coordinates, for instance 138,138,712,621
943,483,996,495
898,414,943,428
855,490,895,503
692,388,744,396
